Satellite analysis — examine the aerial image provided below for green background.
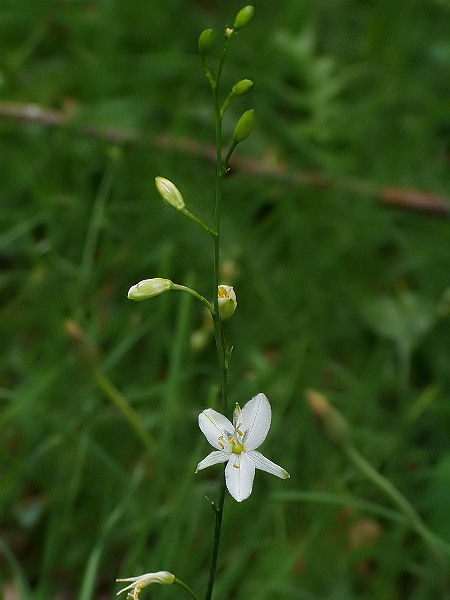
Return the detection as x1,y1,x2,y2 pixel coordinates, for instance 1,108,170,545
1,1,450,599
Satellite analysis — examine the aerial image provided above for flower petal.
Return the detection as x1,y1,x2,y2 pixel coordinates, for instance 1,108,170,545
240,393,271,450
246,450,290,479
199,409,234,450
225,453,256,502
196,450,229,472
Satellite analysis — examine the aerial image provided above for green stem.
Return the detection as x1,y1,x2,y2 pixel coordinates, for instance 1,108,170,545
223,141,238,170
220,92,233,119
172,284,214,313
342,442,449,593
174,578,201,600
204,34,233,600
91,367,155,454
204,477,226,600
211,41,229,411
181,207,217,237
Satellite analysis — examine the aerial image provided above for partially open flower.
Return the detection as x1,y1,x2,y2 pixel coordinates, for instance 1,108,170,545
116,571,175,599
218,285,237,320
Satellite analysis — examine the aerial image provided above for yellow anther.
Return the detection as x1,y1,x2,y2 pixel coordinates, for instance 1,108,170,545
237,429,243,436
228,437,235,445
233,463,240,469
218,441,224,449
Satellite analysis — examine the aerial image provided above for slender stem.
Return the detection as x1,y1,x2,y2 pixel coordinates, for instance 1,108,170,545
204,34,233,600
223,141,238,170
91,367,155,454
181,207,217,237
211,39,229,412
174,578,201,600
204,477,226,600
172,284,214,313
342,442,449,593
220,92,233,119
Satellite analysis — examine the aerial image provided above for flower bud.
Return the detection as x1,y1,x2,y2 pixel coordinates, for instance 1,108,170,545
218,285,237,320
198,28,215,54
128,278,173,301
306,389,349,448
233,5,255,30
155,177,185,211
233,109,255,144
232,79,253,97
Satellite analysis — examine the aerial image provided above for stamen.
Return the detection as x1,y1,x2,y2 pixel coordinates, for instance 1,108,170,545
228,437,235,445
237,429,243,436
218,441,224,449
233,463,240,469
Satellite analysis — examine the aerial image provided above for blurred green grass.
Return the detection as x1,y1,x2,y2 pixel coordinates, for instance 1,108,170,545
1,1,450,599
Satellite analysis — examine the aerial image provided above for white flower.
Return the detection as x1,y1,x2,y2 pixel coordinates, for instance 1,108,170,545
116,571,175,599
196,393,289,502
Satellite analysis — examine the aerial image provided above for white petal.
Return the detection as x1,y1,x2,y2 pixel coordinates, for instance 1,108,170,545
199,409,234,450
225,453,256,502
196,450,229,472
240,393,271,450
246,450,290,479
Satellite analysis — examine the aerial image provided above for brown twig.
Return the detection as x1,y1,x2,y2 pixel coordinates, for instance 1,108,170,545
1,100,448,216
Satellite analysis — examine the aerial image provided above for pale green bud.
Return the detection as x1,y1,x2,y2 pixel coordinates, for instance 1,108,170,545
198,28,215,54
232,79,253,97
155,177,185,211
218,285,237,320
233,109,255,143
233,5,255,30
128,278,173,301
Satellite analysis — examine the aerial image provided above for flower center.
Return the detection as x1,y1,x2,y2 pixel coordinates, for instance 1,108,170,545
218,286,230,299
232,442,244,454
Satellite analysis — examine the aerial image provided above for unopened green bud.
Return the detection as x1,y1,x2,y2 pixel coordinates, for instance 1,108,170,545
233,5,255,30
306,389,349,448
233,109,255,143
218,285,237,320
198,28,215,54
232,79,253,97
155,177,185,211
128,278,173,301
